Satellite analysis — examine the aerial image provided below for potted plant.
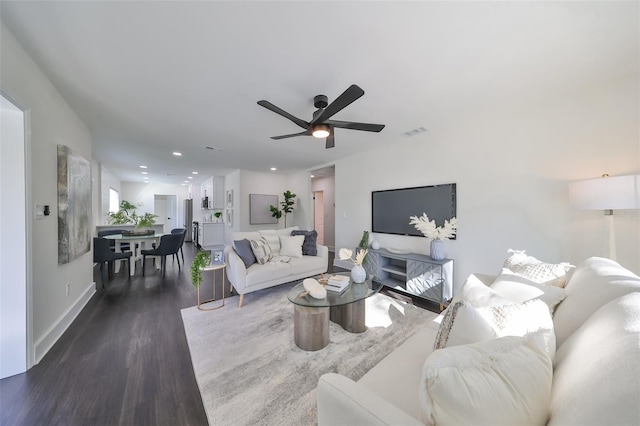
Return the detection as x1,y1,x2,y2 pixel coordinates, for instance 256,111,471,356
339,248,368,283
409,213,458,260
107,200,157,234
190,249,211,291
214,211,222,222
269,190,296,227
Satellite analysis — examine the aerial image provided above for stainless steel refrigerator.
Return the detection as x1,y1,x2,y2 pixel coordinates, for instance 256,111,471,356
183,199,193,242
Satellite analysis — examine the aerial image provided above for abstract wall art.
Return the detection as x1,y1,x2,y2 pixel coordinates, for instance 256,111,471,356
57,144,91,264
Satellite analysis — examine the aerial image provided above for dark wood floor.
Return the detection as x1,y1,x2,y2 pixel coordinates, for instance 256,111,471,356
1,242,218,426
0,245,434,426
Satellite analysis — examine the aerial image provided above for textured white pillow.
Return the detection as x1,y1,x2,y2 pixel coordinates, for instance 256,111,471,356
249,238,272,265
503,249,575,287
549,292,640,425
420,335,552,426
490,269,567,312
553,257,640,346
259,230,281,256
453,274,512,307
279,235,304,258
433,298,556,359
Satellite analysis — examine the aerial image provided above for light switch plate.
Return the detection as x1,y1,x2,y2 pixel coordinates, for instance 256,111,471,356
35,204,45,219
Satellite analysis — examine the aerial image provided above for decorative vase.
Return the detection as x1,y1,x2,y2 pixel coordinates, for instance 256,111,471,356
350,264,367,283
371,240,380,250
430,239,445,261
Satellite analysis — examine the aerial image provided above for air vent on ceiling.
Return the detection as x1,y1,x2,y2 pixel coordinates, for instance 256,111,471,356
205,146,223,151
403,127,428,137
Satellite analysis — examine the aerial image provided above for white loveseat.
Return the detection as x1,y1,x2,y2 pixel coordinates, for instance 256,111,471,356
224,226,328,307
317,255,640,425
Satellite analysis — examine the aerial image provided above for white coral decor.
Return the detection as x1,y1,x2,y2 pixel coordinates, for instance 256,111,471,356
409,214,458,240
339,248,368,266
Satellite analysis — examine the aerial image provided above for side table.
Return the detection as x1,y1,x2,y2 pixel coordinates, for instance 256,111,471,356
198,262,226,311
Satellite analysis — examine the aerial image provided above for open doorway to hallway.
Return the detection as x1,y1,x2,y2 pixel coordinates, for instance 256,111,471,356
310,165,335,252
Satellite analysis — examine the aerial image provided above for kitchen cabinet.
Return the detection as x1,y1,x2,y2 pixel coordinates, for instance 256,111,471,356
200,176,224,209
199,222,224,248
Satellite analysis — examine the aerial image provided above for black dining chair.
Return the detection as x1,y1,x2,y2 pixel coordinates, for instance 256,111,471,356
141,233,183,276
171,228,187,264
93,237,132,288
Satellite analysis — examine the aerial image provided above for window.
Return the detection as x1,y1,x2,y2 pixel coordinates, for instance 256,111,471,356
109,188,120,213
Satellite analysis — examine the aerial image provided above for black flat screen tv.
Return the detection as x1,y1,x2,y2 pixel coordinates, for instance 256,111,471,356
371,183,457,237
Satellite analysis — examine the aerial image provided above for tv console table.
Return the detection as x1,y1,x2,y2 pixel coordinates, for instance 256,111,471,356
364,248,453,310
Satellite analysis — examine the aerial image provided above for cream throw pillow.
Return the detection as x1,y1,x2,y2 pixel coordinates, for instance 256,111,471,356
249,237,272,265
279,235,304,258
259,230,281,256
420,335,552,426
433,298,556,359
503,249,575,287
490,269,567,312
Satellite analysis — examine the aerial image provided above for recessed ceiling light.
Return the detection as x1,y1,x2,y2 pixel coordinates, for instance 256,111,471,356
173,151,182,156
184,180,189,183
270,167,277,171
310,174,315,178
140,165,147,169
141,171,148,175
188,176,193,179
192,171,198,175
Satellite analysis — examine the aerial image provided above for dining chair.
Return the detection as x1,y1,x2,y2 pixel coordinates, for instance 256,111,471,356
171,228,187,264
141,233,183,276
93,237,132,288
97,229,131,252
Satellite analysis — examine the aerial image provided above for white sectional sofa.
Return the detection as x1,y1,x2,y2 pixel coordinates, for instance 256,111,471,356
224,226,328,307
317,255,640,425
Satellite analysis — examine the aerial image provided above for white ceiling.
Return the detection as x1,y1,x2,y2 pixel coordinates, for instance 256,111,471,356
2,1,637,185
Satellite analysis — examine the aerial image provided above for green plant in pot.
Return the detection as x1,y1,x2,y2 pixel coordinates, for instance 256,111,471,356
190,250,211,290
107,200,138,224
214,211,222,222
269,190,296,227
357,230,370,265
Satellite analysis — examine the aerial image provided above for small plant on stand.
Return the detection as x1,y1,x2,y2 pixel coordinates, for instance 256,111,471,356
190,249,211,290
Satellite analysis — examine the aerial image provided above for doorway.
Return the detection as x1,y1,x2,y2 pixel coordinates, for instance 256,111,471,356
310,165,335,251
154,194,178,232
313,191,325,245
1,94,29,378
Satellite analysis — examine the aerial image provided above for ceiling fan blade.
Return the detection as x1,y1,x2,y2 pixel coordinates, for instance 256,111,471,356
326,120,385,132
258,100,309,129
271,130,311,140
312,84,365,124
325,130,335,149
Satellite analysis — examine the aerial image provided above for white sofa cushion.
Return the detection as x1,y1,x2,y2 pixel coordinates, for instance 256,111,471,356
433,298,556,358
453,274,512,307
549,292,640,426
552,257,640,346
279,235,305,258
419,335,552,426
244,262,291,287
490,269,567,312
503,249,575,287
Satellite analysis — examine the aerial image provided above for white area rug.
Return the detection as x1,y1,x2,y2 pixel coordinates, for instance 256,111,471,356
181,283,439,426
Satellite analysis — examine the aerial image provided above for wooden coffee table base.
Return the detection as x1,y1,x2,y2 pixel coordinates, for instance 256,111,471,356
330,299,366,333
294,305,329,351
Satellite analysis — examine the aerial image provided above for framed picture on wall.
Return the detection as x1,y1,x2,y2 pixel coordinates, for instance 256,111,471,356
226,189,233,208
226,209,233,227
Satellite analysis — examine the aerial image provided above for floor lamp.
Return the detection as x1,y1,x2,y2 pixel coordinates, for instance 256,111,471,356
570,174,640,260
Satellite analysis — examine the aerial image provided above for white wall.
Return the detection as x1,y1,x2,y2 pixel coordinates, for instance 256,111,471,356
238,170,286,231
121,181,189,229
1,23,95,363
334,74,639,291
99,165,121,225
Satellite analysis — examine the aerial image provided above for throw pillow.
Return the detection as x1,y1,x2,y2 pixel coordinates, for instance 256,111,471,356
503,249,575,287
279,235,305,258
552,256,640,346
433,298,556,359
452,274,513,307
249,237,272,265
490,269,567,312
549,292,640,426
291,230,318,256
233,239,256,268
259,230,281,256
419,335,552,426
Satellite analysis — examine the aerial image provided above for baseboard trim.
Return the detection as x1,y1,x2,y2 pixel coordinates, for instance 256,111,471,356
34,283,96,364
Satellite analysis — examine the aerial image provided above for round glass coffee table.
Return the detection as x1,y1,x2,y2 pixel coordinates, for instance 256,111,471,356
287,273,383,351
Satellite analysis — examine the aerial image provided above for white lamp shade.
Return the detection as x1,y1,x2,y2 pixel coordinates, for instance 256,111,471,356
570,175,640,210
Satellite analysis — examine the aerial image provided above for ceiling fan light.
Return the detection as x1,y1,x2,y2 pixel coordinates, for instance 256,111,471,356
312,124,330,138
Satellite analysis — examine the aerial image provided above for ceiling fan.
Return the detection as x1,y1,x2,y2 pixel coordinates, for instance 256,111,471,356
257,84,385,149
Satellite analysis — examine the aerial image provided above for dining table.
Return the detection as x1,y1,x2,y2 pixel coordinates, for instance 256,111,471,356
104,232,166,276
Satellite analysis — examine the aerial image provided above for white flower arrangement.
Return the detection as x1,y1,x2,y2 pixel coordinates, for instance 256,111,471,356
339,248,368,266
409,214,458,240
